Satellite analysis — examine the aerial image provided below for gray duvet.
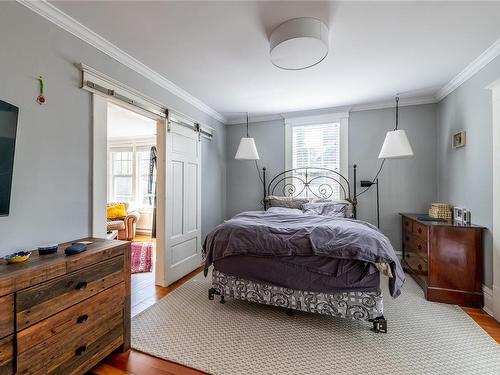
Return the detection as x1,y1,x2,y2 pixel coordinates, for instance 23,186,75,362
203,210,405,297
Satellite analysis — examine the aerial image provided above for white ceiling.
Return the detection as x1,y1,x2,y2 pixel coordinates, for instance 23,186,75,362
50,1,500,123
107,103,156,139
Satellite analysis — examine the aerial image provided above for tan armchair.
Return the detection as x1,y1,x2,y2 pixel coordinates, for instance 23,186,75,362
106,202,140,241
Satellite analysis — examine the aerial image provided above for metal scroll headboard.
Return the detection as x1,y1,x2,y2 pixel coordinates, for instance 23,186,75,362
262,165,358,218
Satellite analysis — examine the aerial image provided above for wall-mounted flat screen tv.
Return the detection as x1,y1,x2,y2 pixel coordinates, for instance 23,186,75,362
0,99,18,216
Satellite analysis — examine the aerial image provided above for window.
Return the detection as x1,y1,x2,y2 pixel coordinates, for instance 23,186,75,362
111,150,133,202
109,143,155,207
292,123,340,171
285,113,348,200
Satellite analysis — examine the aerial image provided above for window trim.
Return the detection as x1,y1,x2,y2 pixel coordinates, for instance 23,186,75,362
285,112,349,179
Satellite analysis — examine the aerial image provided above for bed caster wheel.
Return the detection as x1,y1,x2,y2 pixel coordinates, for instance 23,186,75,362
370,316,387,333
286,309,294,316
208,288,216,300
220,295,226,304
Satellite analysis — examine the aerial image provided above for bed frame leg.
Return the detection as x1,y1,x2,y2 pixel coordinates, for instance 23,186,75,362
286,308,294,316
370,316,387,333
208,287,219,300
209,288,226,304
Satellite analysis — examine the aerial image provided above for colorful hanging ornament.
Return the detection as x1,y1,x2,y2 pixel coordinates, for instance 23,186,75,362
36,76,46,105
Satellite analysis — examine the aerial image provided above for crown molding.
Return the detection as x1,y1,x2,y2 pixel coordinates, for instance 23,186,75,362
435,38,500,101
225,114,284,125
16,0,226,123
225,96,437,125
351,96,437,112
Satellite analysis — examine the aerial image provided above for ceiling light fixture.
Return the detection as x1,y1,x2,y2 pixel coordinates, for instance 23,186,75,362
270,17,329,70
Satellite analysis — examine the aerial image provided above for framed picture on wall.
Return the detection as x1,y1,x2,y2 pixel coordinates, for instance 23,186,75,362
452,131,466,148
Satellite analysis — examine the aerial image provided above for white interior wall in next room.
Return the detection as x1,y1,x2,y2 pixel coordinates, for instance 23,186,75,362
225,104,438,253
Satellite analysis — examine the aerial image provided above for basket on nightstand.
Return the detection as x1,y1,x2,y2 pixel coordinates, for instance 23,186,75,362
428,203,452,219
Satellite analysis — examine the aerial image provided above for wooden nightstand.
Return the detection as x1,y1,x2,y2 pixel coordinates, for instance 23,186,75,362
400,214,484,308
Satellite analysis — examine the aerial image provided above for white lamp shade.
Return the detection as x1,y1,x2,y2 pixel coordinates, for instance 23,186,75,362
235,137,260,160
378,129,414,159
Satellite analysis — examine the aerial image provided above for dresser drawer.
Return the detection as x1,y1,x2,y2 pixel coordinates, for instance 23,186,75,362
16,255,124,330
404,251,428,276
412,221,427,241
17,316,123,375
403,216,413,232
0,295,13,338
0,335,13,375
403,234,428,259
17,282,125,354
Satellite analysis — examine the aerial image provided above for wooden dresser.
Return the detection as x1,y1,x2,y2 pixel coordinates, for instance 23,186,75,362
400,214,484,308
0,238,130,375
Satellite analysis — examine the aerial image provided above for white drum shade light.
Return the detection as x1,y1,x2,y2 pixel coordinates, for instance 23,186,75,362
270,17,328,70
235,113,260,160
378,97,414,159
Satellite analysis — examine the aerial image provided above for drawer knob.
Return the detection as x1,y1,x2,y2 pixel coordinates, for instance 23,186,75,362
418,228,422,234
77,314,89,324
405,221,409,226
406,254,410,259
75,345,87,356
76,281,87,291
418,264,422,271
417,245,422,250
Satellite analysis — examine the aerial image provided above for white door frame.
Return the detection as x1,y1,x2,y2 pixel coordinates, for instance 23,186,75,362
490,78,500,321
91,94,167,286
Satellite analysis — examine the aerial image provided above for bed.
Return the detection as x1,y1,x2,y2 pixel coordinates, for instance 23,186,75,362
203,165,404,333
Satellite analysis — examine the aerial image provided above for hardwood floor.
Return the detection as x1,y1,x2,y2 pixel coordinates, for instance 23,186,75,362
90,241,500,374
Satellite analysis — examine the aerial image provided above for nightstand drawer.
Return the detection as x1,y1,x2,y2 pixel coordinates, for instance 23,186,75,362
0,335,13,375
16,255,124,330
0,295,13,338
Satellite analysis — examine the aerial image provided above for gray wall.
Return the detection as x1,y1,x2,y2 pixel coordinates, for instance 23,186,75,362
226,119,284,216
0,2,226,253
350,104,437,252
436,55,500,288
226,104,437,251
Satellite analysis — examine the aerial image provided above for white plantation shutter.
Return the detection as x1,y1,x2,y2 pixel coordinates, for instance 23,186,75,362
285,112,348,200
291,123,340,199
292,123,340,171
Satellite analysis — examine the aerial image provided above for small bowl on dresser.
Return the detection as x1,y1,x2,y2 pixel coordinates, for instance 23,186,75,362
2,251,31,264
38,244,59,255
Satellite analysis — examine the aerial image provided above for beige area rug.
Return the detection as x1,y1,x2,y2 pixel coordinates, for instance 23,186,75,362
132,271,500,375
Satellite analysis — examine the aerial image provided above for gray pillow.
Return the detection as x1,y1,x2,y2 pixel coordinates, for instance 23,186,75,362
311,199,354,218
267,207,304,215
302,202,348,217
266,195,309,209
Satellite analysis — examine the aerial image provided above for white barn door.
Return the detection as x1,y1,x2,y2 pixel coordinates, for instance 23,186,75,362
164,121,202,285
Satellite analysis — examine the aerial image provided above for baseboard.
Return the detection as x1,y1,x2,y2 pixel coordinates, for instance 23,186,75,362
483,284,494,316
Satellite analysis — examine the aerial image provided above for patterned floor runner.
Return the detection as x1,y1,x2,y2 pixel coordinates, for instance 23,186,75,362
131,242,153,273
